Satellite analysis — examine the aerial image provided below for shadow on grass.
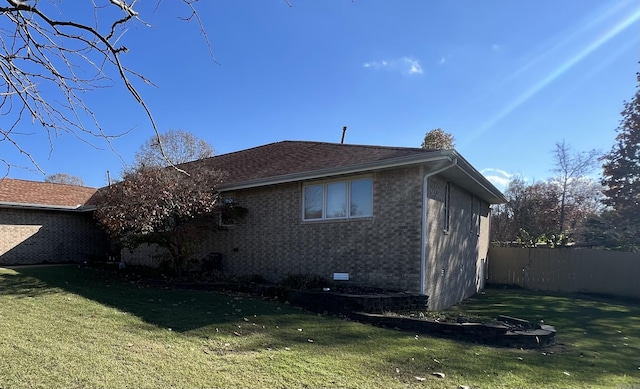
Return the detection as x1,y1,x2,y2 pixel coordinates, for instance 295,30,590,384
0,270,55,298
452,286,640,335
3,266,640,388
0,265,316,335
1,265,437,363
439,286,640,386
2,265,412,356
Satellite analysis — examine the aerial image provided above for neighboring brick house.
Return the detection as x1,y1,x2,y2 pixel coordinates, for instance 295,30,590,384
0,179,109,265
124,141,506,310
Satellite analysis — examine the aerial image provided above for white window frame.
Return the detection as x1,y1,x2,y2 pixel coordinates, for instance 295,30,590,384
302,177,373,221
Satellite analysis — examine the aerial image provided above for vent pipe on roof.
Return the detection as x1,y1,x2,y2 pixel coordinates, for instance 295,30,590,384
341,126,347,144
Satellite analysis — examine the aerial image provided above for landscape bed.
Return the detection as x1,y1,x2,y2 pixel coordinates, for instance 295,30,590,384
287,288,556,348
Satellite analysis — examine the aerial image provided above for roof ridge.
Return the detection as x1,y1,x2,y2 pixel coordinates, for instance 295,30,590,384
0,177,96,190
187,141,289,163
286,140,425,152
206,140,426,158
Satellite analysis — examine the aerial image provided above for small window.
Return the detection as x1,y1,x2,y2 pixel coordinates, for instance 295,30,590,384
350,179,373,217
219,197,247,227
444,182,451,232
303,178,373,221
470,196,475,233
303,185,323,220
326,182,347,218
470,196,481,235
476,198,481,235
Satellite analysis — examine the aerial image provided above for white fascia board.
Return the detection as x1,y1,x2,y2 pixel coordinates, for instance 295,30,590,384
218,151,455,192
449,151,508,204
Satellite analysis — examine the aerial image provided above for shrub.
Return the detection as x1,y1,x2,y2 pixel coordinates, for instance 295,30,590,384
279,273,332,290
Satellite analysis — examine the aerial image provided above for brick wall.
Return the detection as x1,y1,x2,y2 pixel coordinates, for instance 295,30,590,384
196,167,426,292
423,176,490,310
121,166,491,310
0,209,110,265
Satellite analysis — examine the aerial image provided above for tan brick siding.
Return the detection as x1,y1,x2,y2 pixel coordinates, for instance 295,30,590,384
424,176,490,310
194,167,425,292
122,166,490,310
0,209,110,265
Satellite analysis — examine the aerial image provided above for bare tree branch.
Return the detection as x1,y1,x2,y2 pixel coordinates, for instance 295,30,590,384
0,0,211,175
552,140,600,235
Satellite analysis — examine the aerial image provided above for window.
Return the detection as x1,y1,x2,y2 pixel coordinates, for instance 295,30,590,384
303,186,323,219
475,197,481,235
303,178,373,221
470,196,481,235
219,197,247,227
470,196,475,233
350,179,373,217
326,182,347,218
444,182,451,232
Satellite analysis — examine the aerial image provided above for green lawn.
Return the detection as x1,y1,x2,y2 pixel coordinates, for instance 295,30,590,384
0,265,638,389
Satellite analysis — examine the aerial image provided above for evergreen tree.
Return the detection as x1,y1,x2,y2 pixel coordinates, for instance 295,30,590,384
598,71,640,249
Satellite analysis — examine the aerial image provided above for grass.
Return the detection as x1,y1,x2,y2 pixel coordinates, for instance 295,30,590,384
0,265,638,389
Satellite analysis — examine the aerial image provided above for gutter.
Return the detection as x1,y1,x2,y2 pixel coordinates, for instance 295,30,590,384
420,157,458,295
0,201,96,212
453,155,508,204
218,151,454,191
217,149,506,204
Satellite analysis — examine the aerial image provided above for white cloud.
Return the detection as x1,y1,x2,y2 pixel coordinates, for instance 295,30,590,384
363,57,423,75
405,58,423,74
438,55,451,65
491,43,502,51
481,168,512,191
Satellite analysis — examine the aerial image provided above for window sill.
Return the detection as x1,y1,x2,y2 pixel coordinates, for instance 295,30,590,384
302,217,373,224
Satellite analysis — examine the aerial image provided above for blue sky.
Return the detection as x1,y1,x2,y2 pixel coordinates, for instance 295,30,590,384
3,0,639,190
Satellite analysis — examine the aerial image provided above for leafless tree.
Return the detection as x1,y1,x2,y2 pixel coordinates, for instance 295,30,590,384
130,129,214,171
0,0,212,174
491,174,603,245
44,172,85,186
552,140,600,235
421,128,455,150
491,177,561,245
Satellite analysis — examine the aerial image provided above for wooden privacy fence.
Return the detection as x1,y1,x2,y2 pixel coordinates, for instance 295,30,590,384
488,247,640,300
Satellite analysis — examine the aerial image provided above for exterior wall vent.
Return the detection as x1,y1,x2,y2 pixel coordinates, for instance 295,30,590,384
333,272,349,281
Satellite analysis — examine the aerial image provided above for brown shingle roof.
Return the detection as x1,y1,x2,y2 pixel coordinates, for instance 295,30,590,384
182,141,433,186
0,141,506,208
0,178,97,209
181,140,506,204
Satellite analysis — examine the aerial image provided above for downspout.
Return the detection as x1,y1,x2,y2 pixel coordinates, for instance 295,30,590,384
420,157,457,295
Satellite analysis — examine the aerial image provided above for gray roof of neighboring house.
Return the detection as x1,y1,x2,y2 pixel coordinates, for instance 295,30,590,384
0,178,98,211
181,141,507,204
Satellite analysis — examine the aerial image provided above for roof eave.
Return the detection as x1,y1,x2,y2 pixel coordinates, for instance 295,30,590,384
218,151,456,191
0,201,96,212
448,150,508,204
218,148,506,204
